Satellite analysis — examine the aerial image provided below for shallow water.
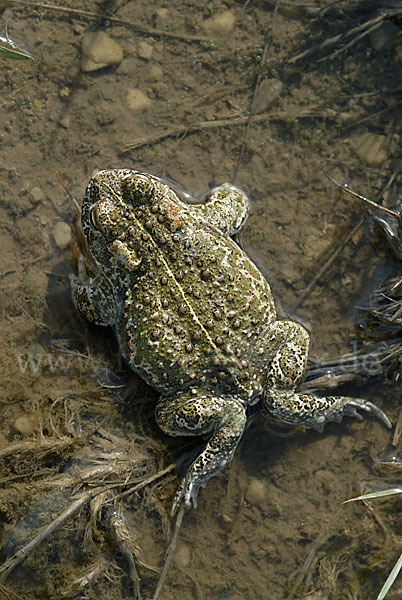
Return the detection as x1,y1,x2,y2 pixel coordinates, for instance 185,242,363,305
0,1,401,599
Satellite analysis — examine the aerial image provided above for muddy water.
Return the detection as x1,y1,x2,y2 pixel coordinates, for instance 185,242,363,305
0,2,401,599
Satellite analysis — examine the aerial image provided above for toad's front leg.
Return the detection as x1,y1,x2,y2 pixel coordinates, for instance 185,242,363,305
190,183,249,235
155,391,246,515
70,256,116,326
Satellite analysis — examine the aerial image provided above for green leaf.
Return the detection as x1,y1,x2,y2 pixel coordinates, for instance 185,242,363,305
376,551,402,600
342,488,402,503
0,43,33,60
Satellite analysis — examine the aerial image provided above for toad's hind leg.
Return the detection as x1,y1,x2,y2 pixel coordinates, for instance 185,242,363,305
262,320,391,431
155,392,246,515
191,184,249,235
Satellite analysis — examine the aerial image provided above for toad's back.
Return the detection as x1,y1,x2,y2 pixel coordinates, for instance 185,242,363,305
83,170,276,399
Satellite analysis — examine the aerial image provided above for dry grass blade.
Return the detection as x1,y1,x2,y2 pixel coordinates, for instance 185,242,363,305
61,558,116,598
321,19,383,62
109,463,175,502
293,170,401,311
343,488,402,600
0,436,74,460
107,504,141,599
289,14,384,63
0,583,26,600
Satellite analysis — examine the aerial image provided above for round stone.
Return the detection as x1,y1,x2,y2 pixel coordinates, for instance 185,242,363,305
52,221,72,248
30,186,44,202
81,31,123,72
137,40,153,60
13,413,39,436
126,88,152,112
245,478,266,508
174,541,191,568
202,11,236,37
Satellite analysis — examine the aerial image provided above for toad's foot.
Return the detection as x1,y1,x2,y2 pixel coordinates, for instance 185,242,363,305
341,397,391,429
155,392,246,516
263,392,391,433
171,471,206,516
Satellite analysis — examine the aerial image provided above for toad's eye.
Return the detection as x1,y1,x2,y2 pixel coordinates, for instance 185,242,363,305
88,205,99,229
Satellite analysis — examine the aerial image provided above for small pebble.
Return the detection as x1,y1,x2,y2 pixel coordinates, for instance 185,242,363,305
59,87,70,99
351,132,388,166
32,99,43,112
144,65,163,83
59,117,70,129
173,541,191,569
13,414,39,436
156,8,169,20
245,478,266,508
126,88,152,112
278,4,306,19
202,10,235,37
370,21,399,51
137,40,153,60
30,187,43,202
251,78,283,113
53,221,72,248
81,31,123,72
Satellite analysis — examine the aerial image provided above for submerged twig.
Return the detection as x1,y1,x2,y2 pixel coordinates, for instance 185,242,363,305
0,447,174,585
121,107,336,153
291,216,364,312
233,0,281,183
56,171,80,214
392,406,402,447
110,463,176,502
289,526,337,598
289,14,384,63
328,177,401,219
9,0,208,43
293,170,401,311
0,495,88,581
322,18,383,62
152,503,185,600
